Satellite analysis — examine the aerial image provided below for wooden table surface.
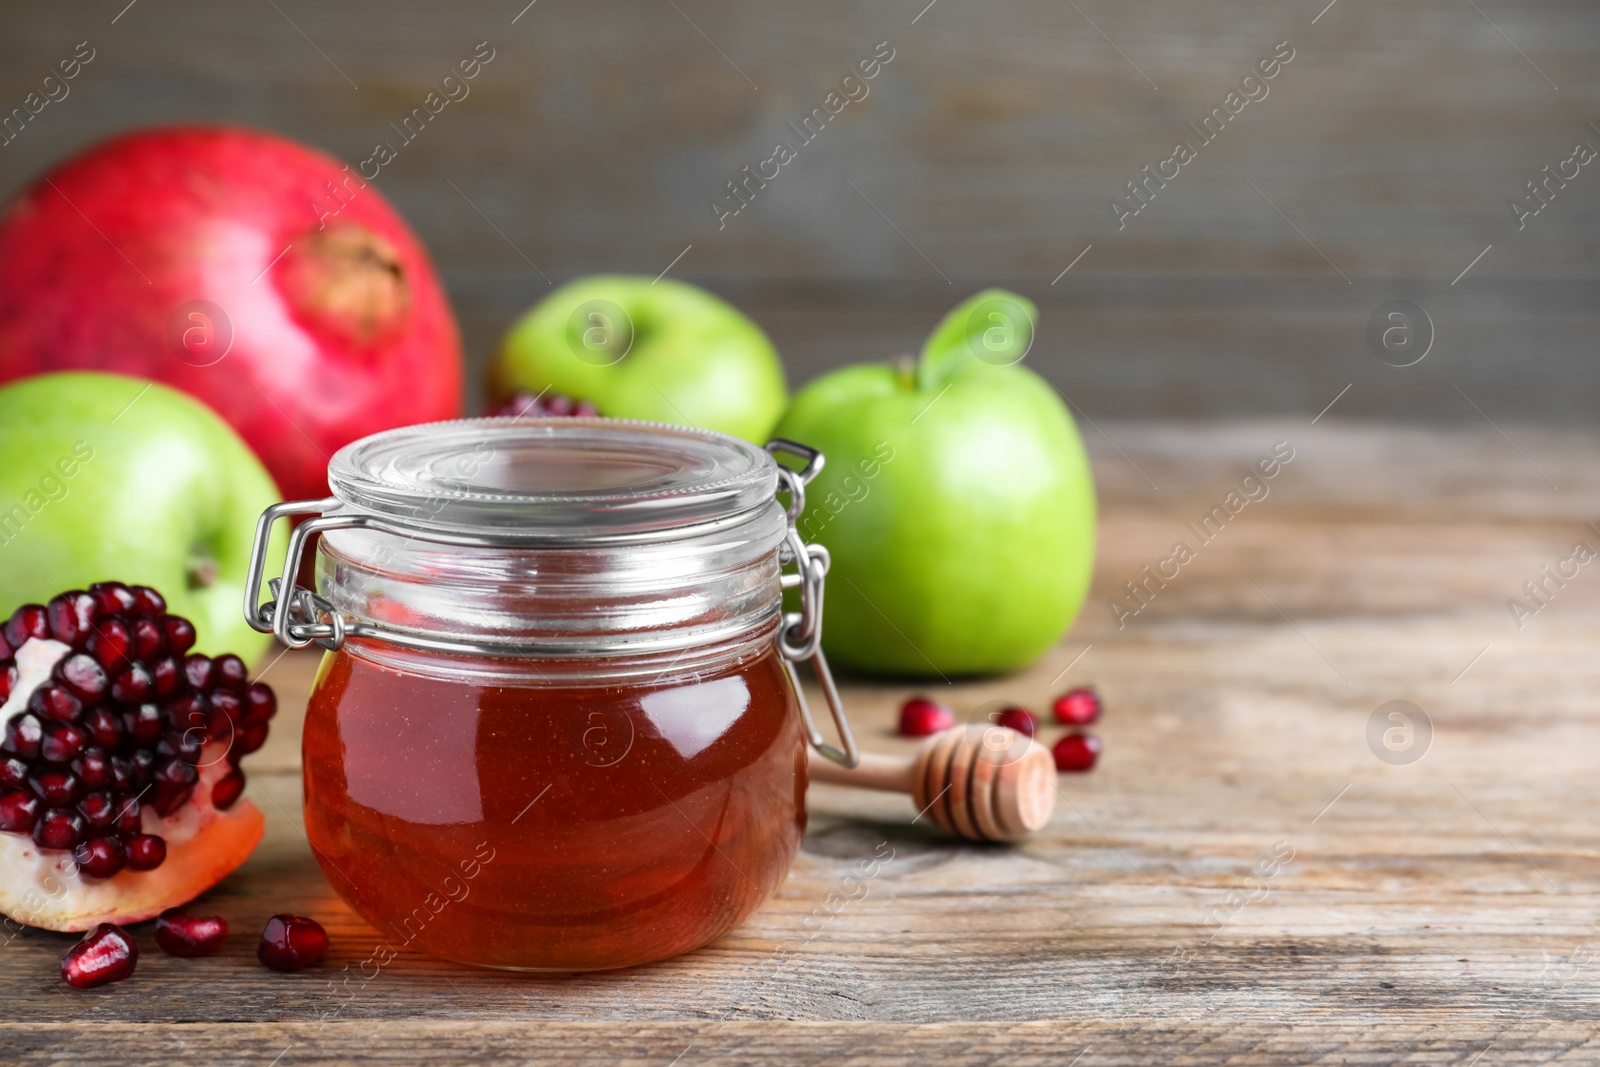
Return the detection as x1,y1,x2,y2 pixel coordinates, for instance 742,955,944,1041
7,420,1600,1065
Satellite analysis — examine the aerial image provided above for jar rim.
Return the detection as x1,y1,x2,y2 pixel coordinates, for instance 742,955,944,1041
325,416,779,544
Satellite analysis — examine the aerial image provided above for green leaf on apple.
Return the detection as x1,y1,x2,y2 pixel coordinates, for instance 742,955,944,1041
916,288,1037,391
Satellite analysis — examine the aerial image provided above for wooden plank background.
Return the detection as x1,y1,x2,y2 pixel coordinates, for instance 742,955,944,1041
4,420,1600,1063
0,0,1595,418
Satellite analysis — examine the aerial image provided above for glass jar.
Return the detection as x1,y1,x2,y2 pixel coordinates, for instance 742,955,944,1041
243,418,856,971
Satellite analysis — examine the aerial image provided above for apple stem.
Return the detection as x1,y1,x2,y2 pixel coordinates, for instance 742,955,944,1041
892,354,917,391
187,554,220,591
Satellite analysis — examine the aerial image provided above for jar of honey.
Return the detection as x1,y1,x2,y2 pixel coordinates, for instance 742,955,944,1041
243,419,856,971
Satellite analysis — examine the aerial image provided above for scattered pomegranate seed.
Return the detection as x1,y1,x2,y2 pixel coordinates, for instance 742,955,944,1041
155,909,228,957
258,914,328,971
1052,732,1102,773
61,923,137,989
898,696,955,737
1053,687,1102,726
993,706,1038,737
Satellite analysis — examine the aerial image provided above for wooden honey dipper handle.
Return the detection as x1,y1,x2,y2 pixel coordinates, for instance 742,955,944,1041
807,724,1056,842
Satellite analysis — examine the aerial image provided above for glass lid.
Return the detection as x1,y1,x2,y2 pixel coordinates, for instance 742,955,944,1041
325,417,780,541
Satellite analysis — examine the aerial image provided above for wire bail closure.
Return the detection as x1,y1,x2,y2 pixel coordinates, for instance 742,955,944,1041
765,439,860,769
242,437,859,768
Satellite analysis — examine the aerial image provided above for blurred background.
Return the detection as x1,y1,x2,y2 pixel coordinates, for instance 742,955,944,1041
0,0,1595,420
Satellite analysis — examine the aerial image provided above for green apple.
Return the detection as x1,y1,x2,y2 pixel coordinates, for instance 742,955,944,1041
772,290,1096,677
489,275,788,442
0,371,285,661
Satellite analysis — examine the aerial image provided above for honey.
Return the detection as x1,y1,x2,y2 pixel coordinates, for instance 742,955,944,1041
303,640,804,970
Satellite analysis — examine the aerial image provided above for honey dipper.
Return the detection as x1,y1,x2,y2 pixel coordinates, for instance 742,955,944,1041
806,724,1056,842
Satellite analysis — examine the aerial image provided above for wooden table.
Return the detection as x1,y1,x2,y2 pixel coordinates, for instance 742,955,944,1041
8,420,1600,1065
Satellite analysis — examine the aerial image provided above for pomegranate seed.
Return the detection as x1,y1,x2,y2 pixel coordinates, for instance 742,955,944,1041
151,758,197,817
47,591,100,647
209,689,241,726
108,755,132,794
485,390,599,418
130,586,167,616
29,768,80,806
127,749,157,789
110,664,152,703
235,722,269,757
243,684,277,725
113,797,142,838
898,697,955,737
61,924,137,989
993,706,1038,737
125,833,166,870
121,704,166,745
3,712,43,758
72,749,114,789
4,604,50,650
54,653,109,705
88,582,137,617
184,654,214,691
167,691,207,729
0,755,26,789
156,731,202,765
33,807,85,850
1052,733,1102,773
162,616,197,654
74,835,126,878
152,656,183,697
29,683,83,723
0,789,40,832
78,791,117,832
82,708,122,749
213,654,248,691
1053,687,1102,726
129,617,164,661
156,910,228,957
39,721,89,763
212,769,245,810
0,659,15,701
86,618,131,670
206,706,236,744
258,914,328,971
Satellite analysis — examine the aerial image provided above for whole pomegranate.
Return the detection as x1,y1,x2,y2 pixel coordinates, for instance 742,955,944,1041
0,125,463,501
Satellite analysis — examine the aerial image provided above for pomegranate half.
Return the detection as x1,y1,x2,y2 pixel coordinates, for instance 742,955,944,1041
0,582,270,932
0,125,463,502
